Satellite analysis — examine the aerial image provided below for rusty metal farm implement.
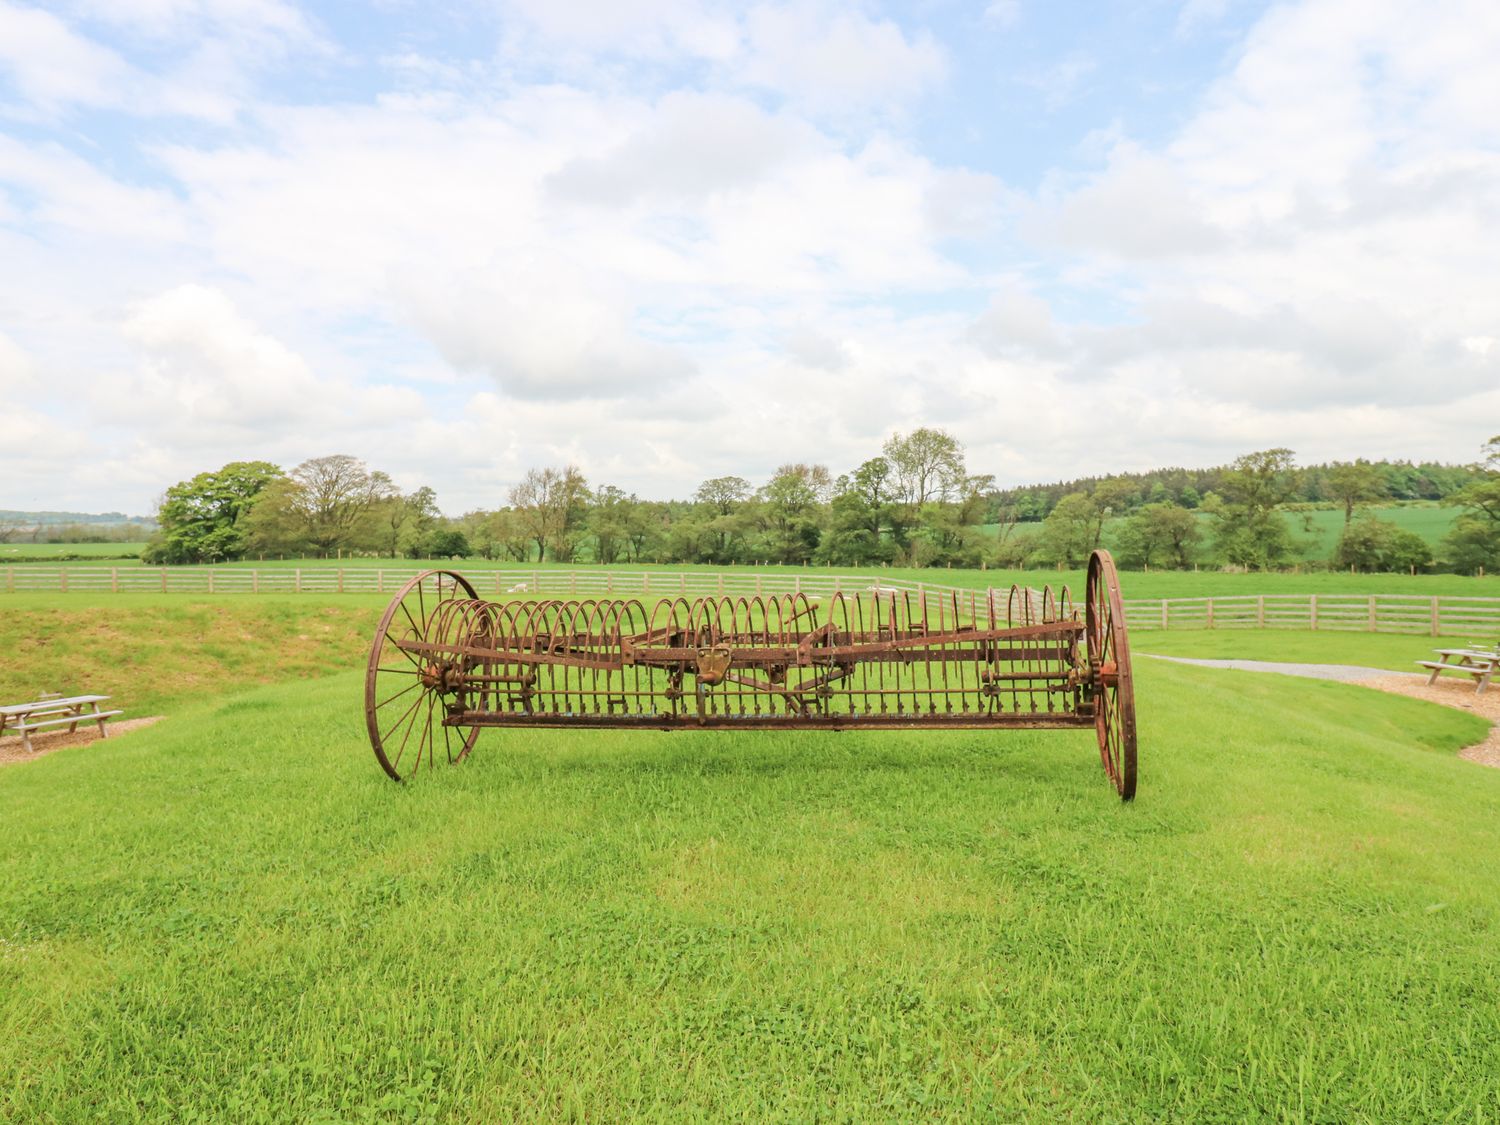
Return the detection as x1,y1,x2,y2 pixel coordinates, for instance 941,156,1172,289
365,549,1138,799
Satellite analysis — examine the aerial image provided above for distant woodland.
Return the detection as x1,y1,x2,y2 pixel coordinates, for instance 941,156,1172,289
12,433,1498,574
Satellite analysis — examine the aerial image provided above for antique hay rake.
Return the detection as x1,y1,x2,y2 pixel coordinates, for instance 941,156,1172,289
364,550,1138,799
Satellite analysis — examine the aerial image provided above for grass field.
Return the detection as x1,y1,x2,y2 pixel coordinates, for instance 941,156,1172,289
3,598,1500,1117
7,557,1499,600
1,541,147,560
1276,503,1458,562
1094,502,1461,564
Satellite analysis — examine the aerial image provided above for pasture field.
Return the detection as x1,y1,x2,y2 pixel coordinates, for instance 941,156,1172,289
3,596,1500,1118
0,541,146,560
8,558,1498,600
1277,503,1458,562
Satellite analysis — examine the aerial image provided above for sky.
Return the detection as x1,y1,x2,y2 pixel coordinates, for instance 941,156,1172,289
1,0,1498,516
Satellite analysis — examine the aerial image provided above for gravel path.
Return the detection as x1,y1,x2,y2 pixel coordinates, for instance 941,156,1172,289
1145,655,1500,769
1143,655,1418,682
0,716,164,768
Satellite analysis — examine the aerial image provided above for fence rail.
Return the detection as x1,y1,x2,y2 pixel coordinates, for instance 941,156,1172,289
0,565,1041,619
1122,594,1500,637
7,567,1499,637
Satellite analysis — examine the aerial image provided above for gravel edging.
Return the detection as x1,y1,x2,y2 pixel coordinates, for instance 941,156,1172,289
0,716,165,768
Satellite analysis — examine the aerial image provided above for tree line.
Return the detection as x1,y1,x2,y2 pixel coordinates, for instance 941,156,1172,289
1020,443,1500,574
142,435,1500,574
142,430,997,568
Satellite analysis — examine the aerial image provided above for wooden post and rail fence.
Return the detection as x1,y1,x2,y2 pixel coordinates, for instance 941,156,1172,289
2,566,1498,638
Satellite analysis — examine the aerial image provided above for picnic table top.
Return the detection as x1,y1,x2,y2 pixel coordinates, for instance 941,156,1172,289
0,695,110,716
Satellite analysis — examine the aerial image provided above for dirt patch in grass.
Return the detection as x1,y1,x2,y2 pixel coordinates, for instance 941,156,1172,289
1362,675,1500,769
0,716,164,768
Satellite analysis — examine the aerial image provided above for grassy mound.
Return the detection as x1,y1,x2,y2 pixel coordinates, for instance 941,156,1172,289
2,658,1498,1119
0,596,383,714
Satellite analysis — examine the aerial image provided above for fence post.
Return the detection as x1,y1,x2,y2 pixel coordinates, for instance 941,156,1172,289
338,568,344,593
60,568,68,593
295,568,302,594
495,572,502,595
755,574,762,596
1310,594,1318,631
376,569,383,595
643,572,651,595
208,570,214,594
532,570,539,594
1207,598,1214,629
571,571,577,595
607,572,614,595
1161,601,1169,629
253,570,260,594
5,568,12,594
161,567,167,592
680,573,687,594
1431,597,1440,637
111,568,119,594
795,575,801,594
1368,595,1376,632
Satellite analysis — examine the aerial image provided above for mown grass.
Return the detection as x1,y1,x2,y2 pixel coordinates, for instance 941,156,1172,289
1132,629,1482,673
2,653,1499,1119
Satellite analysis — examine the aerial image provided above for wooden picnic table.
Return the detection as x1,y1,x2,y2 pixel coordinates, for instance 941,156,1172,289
0,695,123,752
1416,649,1500,695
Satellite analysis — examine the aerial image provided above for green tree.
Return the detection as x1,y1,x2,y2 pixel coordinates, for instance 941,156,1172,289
509,466,589,562
1213,449,1298,570
1034,492,1098,567
757,466,822,564
1114,503,1201,569
420,528,470,559
145,461,283,564
1335,516,1432,573
1441,435,1500,573
693,476,752,564
1325,460,1386,527
883,428,966,509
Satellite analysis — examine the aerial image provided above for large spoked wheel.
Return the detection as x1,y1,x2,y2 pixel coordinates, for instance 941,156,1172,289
366,570,482,782
1086,550,1137,801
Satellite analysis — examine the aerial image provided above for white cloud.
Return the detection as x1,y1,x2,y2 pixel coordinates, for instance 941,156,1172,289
1027,0,1500,425
0,330,35,394
4,0,1500,512
0,1,137,113
983,1,1020,29
739,5,946,111
399,257,697,401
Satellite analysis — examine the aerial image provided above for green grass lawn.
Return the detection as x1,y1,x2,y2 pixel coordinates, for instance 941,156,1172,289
3,639,1500,1117
1131,628,1471,673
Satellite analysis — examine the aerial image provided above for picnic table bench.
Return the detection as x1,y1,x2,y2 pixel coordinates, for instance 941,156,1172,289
1416,649,1499,695
0,695,123,752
